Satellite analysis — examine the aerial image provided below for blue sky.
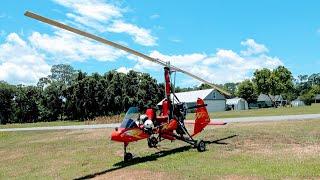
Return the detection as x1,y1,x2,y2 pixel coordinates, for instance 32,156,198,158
0,0,319,86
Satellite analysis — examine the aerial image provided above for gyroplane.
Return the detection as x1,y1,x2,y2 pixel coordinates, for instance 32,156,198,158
25,11,230,161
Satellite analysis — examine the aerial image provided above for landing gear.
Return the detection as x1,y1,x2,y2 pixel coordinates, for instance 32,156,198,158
124,152,133,161
123,143,133,162
196,140,206,152
147,136,158,148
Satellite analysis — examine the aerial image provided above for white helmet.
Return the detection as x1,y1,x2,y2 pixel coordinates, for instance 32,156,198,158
144,119,154,129
140,114,148,121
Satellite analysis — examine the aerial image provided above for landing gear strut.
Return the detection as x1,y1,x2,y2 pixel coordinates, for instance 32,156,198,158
123,143,133,162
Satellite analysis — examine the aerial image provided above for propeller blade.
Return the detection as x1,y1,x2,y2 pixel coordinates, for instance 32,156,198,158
24,11,231,96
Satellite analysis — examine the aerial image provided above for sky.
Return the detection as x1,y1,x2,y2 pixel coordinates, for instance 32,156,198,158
0,0,319,86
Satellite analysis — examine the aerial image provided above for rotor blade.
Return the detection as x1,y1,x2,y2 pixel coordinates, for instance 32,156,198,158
24,11,231,96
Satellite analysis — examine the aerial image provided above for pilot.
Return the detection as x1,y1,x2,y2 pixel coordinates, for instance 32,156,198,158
139,114,154,134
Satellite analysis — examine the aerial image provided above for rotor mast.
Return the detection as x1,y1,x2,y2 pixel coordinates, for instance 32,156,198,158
24,11,231,96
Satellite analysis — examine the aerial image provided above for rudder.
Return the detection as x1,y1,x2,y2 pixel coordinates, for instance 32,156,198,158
192,98,210,136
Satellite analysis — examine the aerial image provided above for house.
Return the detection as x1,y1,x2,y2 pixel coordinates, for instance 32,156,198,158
273,95,287,106
257,94,287,108
157,89,226,112
291,98,305,107
226,98,248,110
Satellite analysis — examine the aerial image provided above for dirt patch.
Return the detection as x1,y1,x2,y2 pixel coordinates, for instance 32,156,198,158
93,169,178,180
234,138,320,158
71,129,109,141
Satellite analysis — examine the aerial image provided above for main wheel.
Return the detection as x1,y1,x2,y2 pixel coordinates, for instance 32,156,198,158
196,140,206,152
147,136,158,148
124,152,133,162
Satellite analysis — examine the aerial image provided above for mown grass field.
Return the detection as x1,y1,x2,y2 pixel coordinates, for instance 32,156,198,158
187,103,320,119
0,119,319,179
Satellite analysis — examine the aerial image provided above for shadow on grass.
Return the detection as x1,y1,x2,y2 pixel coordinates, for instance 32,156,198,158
205,135,238,145
74,134,238,180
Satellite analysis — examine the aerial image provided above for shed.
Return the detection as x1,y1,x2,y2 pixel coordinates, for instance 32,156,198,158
157,89,226,112
257,94,273,107
257,94,287,107
226,98,248,110
291,98,305,107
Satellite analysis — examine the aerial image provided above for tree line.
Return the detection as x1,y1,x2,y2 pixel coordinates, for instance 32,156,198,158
175,66,320,106
235,66,320,105
0,64,319,124
0,64,164,124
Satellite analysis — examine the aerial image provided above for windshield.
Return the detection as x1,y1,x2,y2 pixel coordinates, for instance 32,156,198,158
120,107,139,128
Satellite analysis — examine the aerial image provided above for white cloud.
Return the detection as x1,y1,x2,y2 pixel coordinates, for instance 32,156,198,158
0,33,51,85
150,14,160,19
107,21,157,46
52,0,157,46
116,66,132,74
134,39,283,84
53,0,122,22
29,30,126,62
240,39,269,56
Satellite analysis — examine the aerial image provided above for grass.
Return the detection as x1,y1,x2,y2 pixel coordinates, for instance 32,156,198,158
188,103,320,119
0,120,83,129
0,119,319,179
1,104,319,129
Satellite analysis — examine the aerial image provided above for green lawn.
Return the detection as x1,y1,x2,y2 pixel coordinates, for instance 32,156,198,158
0,119,319,179
188,103,320,119
0,120,83,129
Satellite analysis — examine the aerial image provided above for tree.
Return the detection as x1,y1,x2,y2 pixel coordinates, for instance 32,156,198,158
13,85,40,123
253,66,293,106
272,66,294,96
37,77,51,89
0,82,15,124
49,64,76,86
223,82,239,97
38,82,63,121
301,85,320,105
253,68,272,96
308,73,320,86
236,80,257,103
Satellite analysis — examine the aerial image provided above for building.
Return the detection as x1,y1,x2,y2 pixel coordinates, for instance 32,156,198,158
257,94,273,107
157,89,226,112
226,98,248,110
257,94,287,108
291,98,305,107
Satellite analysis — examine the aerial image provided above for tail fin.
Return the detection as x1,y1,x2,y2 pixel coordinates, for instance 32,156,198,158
192,98,210,136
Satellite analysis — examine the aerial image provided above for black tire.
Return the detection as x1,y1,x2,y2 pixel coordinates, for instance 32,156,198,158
196,140,206,152
147,136,158,148
124,152,133,162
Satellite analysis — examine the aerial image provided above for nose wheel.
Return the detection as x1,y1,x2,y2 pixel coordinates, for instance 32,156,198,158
123,143,133,162
124,152,133,161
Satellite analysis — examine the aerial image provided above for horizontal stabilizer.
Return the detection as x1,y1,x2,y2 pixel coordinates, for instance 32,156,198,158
185,121,227,126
